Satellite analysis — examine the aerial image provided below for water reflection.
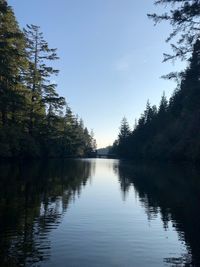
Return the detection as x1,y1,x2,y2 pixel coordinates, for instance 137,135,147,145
0,159,94,267
117,161,200,266
1,159,200,267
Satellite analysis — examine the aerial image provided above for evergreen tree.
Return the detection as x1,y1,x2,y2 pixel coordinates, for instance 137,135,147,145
112,41,200,161
118,117,131,141
110,2,200,162
0,1,96,159
148,0,200,61
24,24,65,134
0,0,27,126
158,93,168,117
144,100,157,124
117,117,131,157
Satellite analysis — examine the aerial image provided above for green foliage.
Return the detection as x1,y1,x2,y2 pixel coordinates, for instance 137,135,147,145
0,1,27,126
0,1,96,159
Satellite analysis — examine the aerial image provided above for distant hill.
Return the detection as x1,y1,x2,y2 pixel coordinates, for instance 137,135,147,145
97,146,111,155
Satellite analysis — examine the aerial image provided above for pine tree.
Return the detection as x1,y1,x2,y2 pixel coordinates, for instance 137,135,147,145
148,0,200,61
158,93,168,115
118,117,131,141
0,0,27,126
24,24,65,133
0,1,96,159
144,100,157,124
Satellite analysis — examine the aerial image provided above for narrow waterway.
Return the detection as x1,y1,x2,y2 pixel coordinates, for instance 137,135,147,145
0,159,199,266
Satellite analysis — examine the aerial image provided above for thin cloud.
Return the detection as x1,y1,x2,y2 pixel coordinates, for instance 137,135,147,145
114,54,133,72
114,50,149,73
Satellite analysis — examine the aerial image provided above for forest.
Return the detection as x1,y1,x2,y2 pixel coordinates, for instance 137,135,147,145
1,0,200,161
0,1,96,158
111,0,200,162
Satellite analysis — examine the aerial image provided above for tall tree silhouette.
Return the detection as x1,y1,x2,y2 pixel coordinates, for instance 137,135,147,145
0,1,96,159
24,24,65,134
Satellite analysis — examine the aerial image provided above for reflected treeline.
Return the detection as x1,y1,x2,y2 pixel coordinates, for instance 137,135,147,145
0,159,95,266
116,161,200,267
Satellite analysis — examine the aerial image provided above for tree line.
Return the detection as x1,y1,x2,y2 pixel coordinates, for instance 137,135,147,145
111,0,200,162
0,0,96,158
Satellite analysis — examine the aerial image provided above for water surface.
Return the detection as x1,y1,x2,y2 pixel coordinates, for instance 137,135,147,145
0,159,200,266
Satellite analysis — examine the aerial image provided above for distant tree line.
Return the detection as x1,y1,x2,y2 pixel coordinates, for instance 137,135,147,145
111,0,200,162
0,1,96,158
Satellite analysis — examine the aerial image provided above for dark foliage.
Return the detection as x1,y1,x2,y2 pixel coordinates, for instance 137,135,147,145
148,0,200,62
0,1,96,159
112,40,200,162
112,0,200,162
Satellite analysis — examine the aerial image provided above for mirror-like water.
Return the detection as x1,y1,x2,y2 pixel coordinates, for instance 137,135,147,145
0,159,200,266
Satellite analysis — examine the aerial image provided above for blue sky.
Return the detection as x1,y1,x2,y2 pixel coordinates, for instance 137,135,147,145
9,0,185,148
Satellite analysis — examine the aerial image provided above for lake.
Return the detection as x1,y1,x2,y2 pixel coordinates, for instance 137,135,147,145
0,159,200,266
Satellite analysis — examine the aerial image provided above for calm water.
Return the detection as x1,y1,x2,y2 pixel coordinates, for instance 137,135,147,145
0,159,200,266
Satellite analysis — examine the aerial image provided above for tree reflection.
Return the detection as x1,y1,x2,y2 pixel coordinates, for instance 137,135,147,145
0,159,94,267
117,161,200,267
